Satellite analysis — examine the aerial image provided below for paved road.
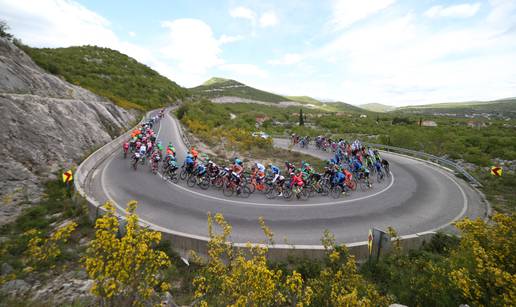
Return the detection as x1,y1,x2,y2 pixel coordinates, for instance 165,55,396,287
85,111,486,245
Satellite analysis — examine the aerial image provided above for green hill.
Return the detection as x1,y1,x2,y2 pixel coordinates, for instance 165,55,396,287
397,98,516,118
191,77,290,103
360,103,397,113
285,96,323,106
21,45,188,110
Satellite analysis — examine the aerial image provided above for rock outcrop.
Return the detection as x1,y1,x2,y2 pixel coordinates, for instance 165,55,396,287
0,38,136,225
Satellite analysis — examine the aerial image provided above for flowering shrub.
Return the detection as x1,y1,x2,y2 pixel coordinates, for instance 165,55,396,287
24,221,77,268
193,213,312,306
83,201,171,306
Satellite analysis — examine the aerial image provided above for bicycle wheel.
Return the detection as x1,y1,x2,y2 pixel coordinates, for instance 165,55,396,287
266,187,278,199
283,188,293,200
307,185,315,198
239,186,251,198
248,182,256,194
223,183,234,197
320,184,330,197
348,180,357,191
199,177,210,190
299,188,309,200
330,186,342,199
377,172,384,183
170,173,179,184
186,176,197,188
180,168,188,180
213,177,224,189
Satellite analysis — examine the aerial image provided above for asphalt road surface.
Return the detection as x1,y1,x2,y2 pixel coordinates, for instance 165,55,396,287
85,110,486,245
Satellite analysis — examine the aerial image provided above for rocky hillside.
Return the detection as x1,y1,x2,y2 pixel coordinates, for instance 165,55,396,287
0,38,136,225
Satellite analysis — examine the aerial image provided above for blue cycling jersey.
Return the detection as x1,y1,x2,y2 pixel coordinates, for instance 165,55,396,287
334,172,345,183
185,156,194,165
353,160,362,170
271,165,280,174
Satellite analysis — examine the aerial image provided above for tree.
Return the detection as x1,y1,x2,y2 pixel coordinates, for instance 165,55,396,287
83,201,171,306
0,20,14,41
299,108,305,126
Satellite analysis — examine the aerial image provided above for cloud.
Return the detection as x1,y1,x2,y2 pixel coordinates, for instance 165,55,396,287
218,34,244,44
314,6,516,105
259,11,279,28
230,6,278,28
268,53,303,65
0,0,117,47
230,6,256,22
160,19,223,74
330,0,396,30
128,31,136,37
0,0,240,87
424,3,481,18
219,63,268,78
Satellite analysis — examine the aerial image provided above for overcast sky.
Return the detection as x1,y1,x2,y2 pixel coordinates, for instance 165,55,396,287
1,0,515,106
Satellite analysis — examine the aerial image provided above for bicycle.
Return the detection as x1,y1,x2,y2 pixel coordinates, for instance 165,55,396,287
283,184,309,200
223,179,251,198
376,169,385,183
187,173,210,190
163,168,179,184
330,183,351,199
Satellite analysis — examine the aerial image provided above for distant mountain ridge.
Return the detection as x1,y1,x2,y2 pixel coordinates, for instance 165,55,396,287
359,103,396,112
191,77,290,103
397,98,516,118
191,77,366,113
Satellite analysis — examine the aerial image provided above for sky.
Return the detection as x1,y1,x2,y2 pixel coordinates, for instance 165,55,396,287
1,0,516,106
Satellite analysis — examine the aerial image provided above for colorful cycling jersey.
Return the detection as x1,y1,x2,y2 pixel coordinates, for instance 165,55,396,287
185,155,194,165
270,165,280,174
353,159,362,171
334,172,345,183
232,164,243,174
139,145,147,155
256,163,265,173
196,164,206,175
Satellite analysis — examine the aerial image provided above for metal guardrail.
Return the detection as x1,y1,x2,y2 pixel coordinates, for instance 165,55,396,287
365,143,483,187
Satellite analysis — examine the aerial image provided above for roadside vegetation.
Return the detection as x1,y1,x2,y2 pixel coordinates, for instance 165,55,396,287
1,179,513,306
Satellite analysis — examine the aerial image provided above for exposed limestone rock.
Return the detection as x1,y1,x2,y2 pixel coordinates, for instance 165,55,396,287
0,38,137,225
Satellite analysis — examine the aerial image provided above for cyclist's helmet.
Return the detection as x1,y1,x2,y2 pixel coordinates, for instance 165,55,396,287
235,158,243,166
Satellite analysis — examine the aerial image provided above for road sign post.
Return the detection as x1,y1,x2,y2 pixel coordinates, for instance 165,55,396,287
490,166,502,177
62,170,74,197
370,228,391,262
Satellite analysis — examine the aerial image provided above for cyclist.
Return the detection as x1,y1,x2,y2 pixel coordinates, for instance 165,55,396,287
166,144,176,157
184,154,195,173
333,170,346,189
123,141,129,157
381,158,390,174
195,162,207,177
290,169,304,190
190,147,199,160
268,163,284,196
285,161,295,174
255,162,266,183
139,143,147,156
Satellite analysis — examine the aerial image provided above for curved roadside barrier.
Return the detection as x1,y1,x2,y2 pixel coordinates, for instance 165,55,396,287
365,143,482,187
74,115,481,261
